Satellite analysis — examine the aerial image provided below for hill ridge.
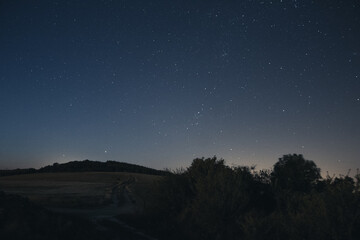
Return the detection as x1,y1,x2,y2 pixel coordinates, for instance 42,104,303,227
0,159,166,177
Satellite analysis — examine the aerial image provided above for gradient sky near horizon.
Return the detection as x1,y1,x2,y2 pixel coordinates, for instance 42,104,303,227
0,0,359,174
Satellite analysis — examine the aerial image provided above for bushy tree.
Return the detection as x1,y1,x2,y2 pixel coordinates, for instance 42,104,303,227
146,157,275,239
271,154,321,192
144,155,359,240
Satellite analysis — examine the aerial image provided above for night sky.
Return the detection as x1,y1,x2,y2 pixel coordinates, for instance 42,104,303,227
1,1,359,174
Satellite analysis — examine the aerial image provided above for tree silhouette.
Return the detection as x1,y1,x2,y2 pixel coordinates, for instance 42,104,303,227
271,154,321,192
142,155,359,240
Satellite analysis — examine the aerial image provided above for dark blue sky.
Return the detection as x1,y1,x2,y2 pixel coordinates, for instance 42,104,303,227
1,0,359,174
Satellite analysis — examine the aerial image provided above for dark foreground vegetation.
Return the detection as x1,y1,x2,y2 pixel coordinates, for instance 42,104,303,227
139,154,360,240
1,154,359,239
0,159,165,177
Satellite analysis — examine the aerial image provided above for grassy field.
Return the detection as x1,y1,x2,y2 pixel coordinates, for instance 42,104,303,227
0,172,160,209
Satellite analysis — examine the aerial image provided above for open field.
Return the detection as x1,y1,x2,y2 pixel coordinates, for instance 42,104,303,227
0,172,160,209
0,172,162,239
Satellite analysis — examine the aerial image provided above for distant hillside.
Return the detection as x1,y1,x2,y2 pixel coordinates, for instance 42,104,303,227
0,160,166,177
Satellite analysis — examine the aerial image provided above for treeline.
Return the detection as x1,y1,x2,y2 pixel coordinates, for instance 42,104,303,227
39,160,165,175
0,160,166,177
141,154,360,240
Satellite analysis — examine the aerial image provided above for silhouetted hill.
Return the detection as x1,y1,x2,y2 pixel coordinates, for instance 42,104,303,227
0,160,166,177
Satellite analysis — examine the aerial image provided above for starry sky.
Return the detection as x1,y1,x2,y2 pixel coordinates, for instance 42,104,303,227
0,0,359,174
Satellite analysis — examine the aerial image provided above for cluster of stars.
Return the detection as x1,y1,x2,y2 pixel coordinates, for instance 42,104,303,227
0,0,358,174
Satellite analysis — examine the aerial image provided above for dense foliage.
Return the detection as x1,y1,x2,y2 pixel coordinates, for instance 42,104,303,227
1,155,359,239
144,155,360,240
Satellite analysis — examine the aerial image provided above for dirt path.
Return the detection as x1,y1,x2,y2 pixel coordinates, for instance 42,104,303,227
49,177,156,240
